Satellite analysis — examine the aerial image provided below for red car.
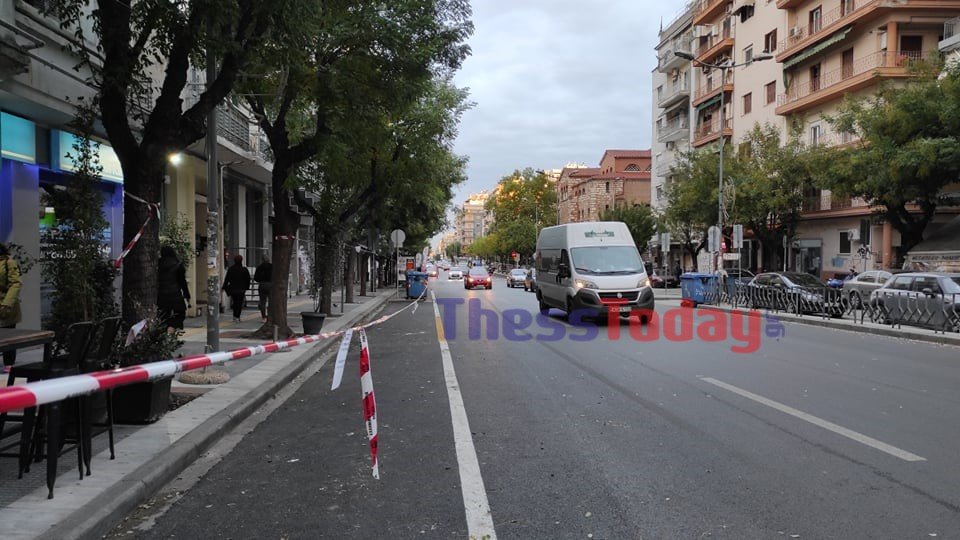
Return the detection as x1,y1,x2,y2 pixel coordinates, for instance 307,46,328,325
465,267,492,290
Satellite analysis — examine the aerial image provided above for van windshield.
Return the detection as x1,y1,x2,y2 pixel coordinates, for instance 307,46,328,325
571,246,645,275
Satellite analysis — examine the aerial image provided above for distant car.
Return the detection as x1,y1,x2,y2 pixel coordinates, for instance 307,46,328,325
426,264,438,278
448,267,464,280
507,269,527,288
524,269,537,292
869,272,960,330
649,270,678,288
745,271,843,316
465,267,492,290
842,270,901,307
724,268,755,286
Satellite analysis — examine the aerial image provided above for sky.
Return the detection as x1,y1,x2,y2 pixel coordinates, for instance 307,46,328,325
437,0,687,244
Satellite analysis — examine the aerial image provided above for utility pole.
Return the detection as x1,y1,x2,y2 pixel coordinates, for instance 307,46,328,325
204,21,221,353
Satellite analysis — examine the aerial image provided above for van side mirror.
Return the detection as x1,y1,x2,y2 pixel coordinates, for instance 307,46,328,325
922,287,935,297
558,263,570,279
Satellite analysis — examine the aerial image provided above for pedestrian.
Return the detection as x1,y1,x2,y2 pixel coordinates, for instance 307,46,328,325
157,246,191,332
674,260,683,279
253,258,273,321
222,255,251,323
0,243,22,373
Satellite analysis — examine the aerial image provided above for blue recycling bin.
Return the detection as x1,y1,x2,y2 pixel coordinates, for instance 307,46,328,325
680,272,719,306
405,271,429,299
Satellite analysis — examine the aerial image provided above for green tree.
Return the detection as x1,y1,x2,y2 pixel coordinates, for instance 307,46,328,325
44,0,276,326
663,148,716,262
818,62,960,256
485,168,557,259
600,204,656,253
445,241,462,260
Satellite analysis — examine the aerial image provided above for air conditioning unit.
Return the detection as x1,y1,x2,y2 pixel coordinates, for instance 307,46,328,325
789,26,801,38
848,228,860,241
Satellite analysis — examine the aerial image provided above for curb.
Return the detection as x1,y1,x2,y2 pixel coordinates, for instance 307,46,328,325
43,291,394,540
687,301,960,348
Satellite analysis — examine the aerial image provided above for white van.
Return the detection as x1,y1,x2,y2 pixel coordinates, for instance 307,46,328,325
535,221,654,320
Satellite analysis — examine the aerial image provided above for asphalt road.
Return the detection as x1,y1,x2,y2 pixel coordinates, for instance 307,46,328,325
131,270,960,539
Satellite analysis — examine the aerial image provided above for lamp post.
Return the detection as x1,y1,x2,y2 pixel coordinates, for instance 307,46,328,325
675,50,772,270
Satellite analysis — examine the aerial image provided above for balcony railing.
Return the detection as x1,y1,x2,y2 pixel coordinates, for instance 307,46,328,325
658,79,691,108
696,25,733,61
658,32,694,72
694,70,734,101
658,116,690,142
693,0,729,24
947,17,960,42
779,0,876,55
217,103,254,152
778,51,922,108
694,116,730,141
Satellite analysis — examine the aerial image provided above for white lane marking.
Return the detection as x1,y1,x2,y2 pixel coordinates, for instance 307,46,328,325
701,377,926,462
431,290,497,539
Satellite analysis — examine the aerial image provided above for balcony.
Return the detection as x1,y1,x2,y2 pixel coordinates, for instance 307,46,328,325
776,50,920,115
658,33,694,73
777,0,879,62
696,26,734,65
657,116,690,143
655,157,676,178
693,0,731,26
658,79,691,110
941,17,960,53
692,116,731,147
692,71,734,107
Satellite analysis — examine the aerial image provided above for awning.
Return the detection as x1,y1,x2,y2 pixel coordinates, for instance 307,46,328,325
783,27,852,71
732,0,755,15
695,95,722,113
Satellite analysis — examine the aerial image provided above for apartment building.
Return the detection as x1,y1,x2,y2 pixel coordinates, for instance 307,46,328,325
557,150,652,224
456,191,489,248
653,7,695,211
657,0,960,277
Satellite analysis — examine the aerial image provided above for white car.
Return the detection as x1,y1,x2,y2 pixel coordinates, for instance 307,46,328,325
448,267,464,280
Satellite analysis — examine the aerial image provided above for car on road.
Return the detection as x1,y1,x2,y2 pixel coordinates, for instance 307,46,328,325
465,267,492,290
868,272,960,330
745,272,844,316
448,266,464,280
841,270,901,308
507,269,527,288
524,268,537,293
426,264,439,278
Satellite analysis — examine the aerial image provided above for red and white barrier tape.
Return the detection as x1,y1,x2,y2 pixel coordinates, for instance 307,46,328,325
115,193,161,269
0,282,428,415
358,328,379,478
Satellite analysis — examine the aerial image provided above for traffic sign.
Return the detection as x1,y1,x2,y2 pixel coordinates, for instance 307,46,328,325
732,224,743,249
708,226,721,253
511,251,519,261
390,229,406,248
660,233,671,251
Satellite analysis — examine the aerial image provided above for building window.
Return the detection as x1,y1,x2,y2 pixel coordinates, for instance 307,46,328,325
809,124,822,146
743,45,753,64
742,92,752,115
656,185,664,200
605,182,610,193
625,164,641,171
809,7,822,35
764,29,778,53
765,81,776,105
839,230,851,255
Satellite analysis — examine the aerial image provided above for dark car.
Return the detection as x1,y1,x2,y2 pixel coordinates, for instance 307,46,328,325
465,267,492,290
868,272,960,330
507,268,527,288
745,272,844,316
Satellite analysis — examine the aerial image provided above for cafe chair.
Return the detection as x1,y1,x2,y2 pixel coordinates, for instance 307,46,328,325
78,316,122,473
16,321,93,498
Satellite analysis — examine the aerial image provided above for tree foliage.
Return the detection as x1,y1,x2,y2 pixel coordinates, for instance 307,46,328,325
484,168,557,261
817,62,960,254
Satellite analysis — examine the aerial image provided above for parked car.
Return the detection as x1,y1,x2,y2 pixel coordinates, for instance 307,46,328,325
524,268,537,293
465,267,492,290
723,268,755,286
649,269,679,288
448,267,464,280
842,270,900,307
745,272,844,316
507,268,527,288
868,272,960,330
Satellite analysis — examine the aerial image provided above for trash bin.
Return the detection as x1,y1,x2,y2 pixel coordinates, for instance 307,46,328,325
680,272,719,307
405,271,429,299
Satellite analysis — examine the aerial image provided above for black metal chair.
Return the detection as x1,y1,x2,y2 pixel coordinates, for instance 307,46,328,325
79,316,122,473
15,321,93,498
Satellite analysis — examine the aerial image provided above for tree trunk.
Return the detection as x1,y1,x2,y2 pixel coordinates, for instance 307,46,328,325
120,157,165,328
253,158,298,339
359,253,368,296
345,247,356,303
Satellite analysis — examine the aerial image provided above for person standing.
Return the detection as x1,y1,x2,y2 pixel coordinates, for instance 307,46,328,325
157,246,191,332
253,258,273,321
222,255,251,323
674,260,683,280
0,243,23,372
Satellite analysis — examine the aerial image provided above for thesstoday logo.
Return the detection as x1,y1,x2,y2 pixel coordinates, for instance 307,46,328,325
435,298,786,354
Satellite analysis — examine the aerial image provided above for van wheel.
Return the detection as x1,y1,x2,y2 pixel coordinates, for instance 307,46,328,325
565,297,575,321
537,292,548,313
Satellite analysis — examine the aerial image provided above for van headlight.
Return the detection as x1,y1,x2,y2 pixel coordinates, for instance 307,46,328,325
575,279,598,290
637,277,650,288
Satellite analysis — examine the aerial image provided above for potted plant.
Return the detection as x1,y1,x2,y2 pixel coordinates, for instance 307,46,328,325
112,316,183,424
301,273,327,335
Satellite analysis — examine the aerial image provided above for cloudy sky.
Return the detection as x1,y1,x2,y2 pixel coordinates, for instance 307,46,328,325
446,0,686,217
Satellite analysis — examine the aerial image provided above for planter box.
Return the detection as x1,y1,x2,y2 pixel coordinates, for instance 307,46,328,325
113,377,173,424
301,312,327,335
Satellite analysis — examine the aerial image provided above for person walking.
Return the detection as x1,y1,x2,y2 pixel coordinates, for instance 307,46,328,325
253,258,273,321
223,255,251,323
157,246,191,332
0,243,23,372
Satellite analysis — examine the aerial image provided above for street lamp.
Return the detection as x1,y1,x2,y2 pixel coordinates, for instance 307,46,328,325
675,49,772,269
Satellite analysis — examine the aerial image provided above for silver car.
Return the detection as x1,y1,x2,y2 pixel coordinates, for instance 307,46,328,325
842,270,897,307
869,272,960,330
448,267,464,280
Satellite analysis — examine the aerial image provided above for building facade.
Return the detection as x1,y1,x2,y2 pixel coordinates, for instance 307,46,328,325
456,191,489,249
557,150,652,224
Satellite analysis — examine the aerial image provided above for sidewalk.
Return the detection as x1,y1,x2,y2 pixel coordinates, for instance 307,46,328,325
0,287,395,540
